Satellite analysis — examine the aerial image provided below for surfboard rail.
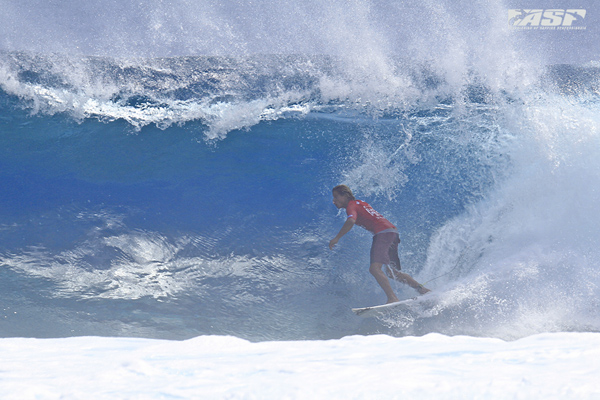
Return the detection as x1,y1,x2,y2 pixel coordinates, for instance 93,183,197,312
352,292,439,317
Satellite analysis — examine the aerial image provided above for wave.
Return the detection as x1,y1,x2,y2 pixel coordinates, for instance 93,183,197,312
2,0,600,341
3,86,599,340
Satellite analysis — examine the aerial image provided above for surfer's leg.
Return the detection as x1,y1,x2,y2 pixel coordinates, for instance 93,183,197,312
369,262,399,303
387,268,430,295
386,236,430,295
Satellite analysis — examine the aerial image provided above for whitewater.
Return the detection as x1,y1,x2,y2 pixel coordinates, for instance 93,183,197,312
1,0,600,398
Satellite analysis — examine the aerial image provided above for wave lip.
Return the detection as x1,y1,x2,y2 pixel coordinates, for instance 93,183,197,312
0,53,329,138
1,51,570,139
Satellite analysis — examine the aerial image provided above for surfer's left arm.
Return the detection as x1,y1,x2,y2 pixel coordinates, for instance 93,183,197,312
329,218,355,249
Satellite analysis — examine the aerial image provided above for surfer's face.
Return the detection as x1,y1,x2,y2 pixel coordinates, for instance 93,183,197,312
332,192,350,209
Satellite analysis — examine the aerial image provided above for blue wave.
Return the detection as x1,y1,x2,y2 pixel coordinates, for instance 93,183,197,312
1,49,600,340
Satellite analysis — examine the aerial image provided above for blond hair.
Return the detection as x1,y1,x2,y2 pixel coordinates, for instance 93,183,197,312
332,184,355,200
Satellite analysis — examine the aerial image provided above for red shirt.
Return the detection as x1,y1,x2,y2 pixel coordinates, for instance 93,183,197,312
346,200,396,234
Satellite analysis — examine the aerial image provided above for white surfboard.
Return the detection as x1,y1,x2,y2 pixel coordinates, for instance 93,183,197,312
352,292,439,318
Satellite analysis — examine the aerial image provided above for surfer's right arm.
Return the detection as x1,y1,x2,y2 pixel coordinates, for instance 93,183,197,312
329,218,355,249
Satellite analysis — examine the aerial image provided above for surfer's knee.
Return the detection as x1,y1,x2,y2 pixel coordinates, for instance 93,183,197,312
369,263,383,276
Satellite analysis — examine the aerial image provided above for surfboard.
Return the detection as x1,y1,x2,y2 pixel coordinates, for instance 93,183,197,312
352,292,439,318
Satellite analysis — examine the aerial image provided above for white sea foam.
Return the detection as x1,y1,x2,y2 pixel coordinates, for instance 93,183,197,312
1,332,599,399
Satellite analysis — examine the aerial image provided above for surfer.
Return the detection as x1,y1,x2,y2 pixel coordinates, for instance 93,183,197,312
329,184,430,303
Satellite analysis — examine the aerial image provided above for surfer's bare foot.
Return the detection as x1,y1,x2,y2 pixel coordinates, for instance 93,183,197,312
417,285,430,295
386,297,399,304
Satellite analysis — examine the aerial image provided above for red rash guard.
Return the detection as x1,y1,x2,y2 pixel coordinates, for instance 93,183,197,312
346,200,396,234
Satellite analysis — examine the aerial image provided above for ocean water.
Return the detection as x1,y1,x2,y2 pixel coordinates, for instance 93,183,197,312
1,0,599,345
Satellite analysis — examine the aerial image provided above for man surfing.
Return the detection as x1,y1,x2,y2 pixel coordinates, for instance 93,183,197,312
329,184,430,303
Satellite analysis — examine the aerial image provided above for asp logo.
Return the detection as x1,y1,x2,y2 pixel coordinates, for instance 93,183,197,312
508,9,587,29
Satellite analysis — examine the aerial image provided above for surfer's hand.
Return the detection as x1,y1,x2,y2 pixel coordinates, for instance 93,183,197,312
329,238,339,250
